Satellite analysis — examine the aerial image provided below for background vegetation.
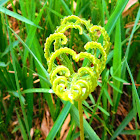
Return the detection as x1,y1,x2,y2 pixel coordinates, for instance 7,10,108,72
0,0,140,139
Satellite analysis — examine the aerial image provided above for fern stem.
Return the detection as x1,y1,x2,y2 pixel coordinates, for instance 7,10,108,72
78,101,84,140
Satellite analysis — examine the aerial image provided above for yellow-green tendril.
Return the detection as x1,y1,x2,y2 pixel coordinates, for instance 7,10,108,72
44,33,67,61
78,101,84,140
84,41,107,73
60,15,93,31
48,47,76,72
44,15,111,140
90,26,111,54
45,15,111,104
50,65,70,84
56,22,83,35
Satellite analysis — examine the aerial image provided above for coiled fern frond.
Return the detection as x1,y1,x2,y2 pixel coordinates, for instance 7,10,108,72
44,15,111,104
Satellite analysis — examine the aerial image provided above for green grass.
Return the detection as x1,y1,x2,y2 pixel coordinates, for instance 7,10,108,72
0,0,140,139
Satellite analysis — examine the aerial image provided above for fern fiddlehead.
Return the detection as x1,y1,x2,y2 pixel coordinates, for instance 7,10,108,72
44,15,111,140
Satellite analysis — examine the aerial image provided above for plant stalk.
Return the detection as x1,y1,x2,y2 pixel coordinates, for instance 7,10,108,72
78,101,84,140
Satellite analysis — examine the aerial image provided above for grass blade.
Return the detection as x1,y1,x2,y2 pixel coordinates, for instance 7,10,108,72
5,14,31,139
22,88,54,94
105,0,129,35
121,8,140,83
0,0,9,6
7,25,51,83
103,88,113,106
111,109,135,140
124,8,140,60
46,102,71,140
112,18,122,124
0,6,41,29
60,0,72,15
16,110,28,140
23,0,48,65
126,61,140,119
121,130,140,135
108,82,122,93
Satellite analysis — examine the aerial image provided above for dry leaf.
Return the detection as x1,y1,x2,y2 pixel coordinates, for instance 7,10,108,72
123,3,139,17
30,128,34,139
123,0,138,13
125,20,140,28
41,114,49,138
41,105,53,138
60,114,70,139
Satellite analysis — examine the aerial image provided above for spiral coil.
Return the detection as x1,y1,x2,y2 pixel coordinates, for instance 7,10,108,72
44,15,111,103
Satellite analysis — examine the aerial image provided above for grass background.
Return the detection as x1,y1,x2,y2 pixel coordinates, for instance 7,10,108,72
0,0,140,139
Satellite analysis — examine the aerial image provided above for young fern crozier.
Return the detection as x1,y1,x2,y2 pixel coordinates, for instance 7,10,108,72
44,15,111,140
